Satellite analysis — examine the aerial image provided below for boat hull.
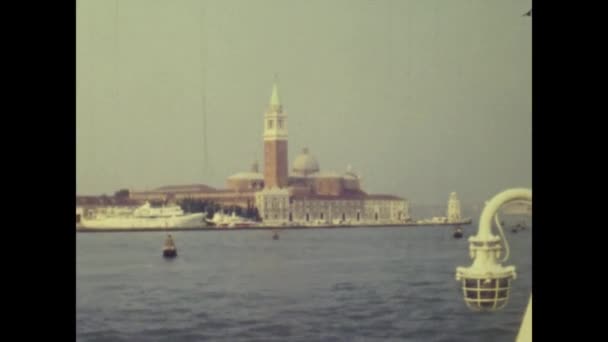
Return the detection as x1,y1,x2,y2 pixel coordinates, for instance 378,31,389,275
80,213,205,229
163,248,177,258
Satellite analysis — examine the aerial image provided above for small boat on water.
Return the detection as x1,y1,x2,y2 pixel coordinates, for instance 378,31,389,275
204,211,259,228
272,231,280,240
453,227,463,239
512,222,527,233
163,234,177,258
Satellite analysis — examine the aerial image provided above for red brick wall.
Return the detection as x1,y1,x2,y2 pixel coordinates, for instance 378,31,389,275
314,178,343,196
264,140,288,188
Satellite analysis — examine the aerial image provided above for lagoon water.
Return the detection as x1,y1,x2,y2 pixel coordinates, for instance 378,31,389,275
77,225,531,341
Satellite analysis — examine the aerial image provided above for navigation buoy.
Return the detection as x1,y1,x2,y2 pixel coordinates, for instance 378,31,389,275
453,227,464,239
163,234,177,258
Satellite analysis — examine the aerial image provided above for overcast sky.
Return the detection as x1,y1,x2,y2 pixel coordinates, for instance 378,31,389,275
77,0,531,205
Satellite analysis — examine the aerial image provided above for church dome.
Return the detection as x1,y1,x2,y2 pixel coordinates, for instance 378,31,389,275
227,161,263,180
227,172,263,180
292,148,320,176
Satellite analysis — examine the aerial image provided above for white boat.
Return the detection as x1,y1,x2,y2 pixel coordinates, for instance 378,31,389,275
79,202,206,229
205,211,258,228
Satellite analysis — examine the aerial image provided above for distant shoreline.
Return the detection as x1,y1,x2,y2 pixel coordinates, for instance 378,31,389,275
76,220,473,233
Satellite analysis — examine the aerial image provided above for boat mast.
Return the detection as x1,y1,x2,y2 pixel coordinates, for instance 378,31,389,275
200,1,209,178
114,0,120,118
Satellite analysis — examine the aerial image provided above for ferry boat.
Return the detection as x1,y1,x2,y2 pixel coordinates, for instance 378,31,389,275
78,202,206,229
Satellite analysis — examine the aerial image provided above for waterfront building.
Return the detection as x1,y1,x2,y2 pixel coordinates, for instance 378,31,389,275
85,80,410,226
254,81,409,225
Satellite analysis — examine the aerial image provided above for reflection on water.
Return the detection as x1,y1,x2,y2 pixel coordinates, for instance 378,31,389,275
77,225,531,342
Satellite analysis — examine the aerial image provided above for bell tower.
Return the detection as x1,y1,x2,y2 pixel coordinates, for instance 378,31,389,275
263,80,288,188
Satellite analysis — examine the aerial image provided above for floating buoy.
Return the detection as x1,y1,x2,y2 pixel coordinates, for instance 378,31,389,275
453,227,463,239
163,234,178,258
163,247,177,258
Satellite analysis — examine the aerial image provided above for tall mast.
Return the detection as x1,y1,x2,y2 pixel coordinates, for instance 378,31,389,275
200,1,209,177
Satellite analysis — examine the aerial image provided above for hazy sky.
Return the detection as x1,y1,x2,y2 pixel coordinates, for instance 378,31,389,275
77,0,531,205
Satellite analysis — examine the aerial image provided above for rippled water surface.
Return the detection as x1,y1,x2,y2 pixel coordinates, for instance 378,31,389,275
77,225,532,341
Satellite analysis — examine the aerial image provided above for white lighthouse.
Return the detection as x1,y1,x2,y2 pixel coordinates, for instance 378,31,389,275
447,192,462,223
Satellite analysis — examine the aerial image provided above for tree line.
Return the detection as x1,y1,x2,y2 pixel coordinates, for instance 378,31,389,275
178,198,261,221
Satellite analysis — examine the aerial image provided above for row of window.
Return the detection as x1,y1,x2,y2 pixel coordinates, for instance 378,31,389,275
262,210,408,222
267,119,285,130
293,212,381,222
262,207,401,216
293,201,362,207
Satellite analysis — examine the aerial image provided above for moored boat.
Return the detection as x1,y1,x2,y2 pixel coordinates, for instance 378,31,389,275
79,202,205,229
205,211,259,228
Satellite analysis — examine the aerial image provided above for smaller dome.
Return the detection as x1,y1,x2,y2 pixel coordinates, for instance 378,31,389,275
228,160,263,180
292,148,320,176
343,164,359,179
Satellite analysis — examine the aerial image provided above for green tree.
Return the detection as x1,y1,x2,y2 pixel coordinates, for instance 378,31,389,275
114,189,130,199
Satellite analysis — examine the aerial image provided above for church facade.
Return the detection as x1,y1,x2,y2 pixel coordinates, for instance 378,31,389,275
254,82,410,226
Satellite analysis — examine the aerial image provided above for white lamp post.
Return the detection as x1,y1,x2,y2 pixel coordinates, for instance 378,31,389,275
455,188,531,311
455,188,532,340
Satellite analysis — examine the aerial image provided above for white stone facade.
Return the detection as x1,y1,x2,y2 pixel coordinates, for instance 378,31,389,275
255,187,290,225
257,195,410,225
447,192,462,223
363,199,410,224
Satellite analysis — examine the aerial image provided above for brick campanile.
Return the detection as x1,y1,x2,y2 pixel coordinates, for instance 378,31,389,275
263,81,288,188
